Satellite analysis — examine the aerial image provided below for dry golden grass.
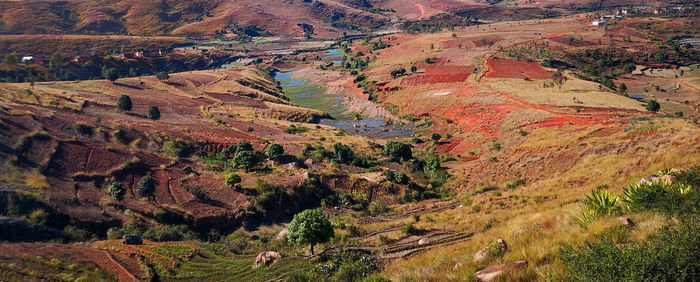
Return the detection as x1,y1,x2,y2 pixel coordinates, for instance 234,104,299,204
377,117,700,280
24,171,49,190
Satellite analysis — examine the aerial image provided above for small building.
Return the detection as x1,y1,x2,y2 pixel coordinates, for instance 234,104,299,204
592,21,606,26
21,56,34,63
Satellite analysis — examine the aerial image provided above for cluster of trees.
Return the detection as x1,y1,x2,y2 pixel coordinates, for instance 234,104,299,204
0,51,212,83
116,95,160,120
400,13,478,33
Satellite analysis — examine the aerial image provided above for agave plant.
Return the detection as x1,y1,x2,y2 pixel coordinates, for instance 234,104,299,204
575,209,597,227
658,168,675,176
583,189,620,216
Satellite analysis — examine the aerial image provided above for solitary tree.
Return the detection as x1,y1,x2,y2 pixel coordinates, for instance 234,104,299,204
104,68,120,83
646,100,660,112
430,133,442,144
618,83,627,94
231,150,259,171
287,209,334,255
136,174,155,197
551,71,566,91
155,72,170,82
332,143,354,164
383,140,413,161
224,172,242,187
147,105,160,120
265,143,284,159
117,95,132,111
623,63,635,74
410,65,417,73
109,181,126,201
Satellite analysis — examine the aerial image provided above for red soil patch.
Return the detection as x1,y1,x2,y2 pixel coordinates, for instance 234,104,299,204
438,102,521,138
484,58,552,79
402,58,473,85
0,243,146,281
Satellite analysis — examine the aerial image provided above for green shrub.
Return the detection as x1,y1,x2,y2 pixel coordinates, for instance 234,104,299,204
332,143,355,164
265,143,284,159
143,224,197,242
506,178,526,189
367,201,390,216
394,172,409,184
472,185,498,195
646,100,660,112
560,218,700,281
224,172,241,187
231,150,260,171
147,105,160,120
136,173,155,197
116,94,132,111
108,181,126,201
382,140,413,161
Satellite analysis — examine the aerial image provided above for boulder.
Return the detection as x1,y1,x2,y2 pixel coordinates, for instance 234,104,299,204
304,159,314,166
475,260,528,281
253,251,281,269
275,229,288,240
638,176,659,185
618,216,634,226
122,234,143,245
0,216,62,242
284,162,300,170
418,238,429,245
301,171,312,179
474,239,507,263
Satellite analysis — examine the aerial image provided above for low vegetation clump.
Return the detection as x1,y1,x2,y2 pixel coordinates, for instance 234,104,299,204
284,124,309,134
116,95,132,111
224,172,241,187
560,217,700,281
108,181,126,201
147,105,161,120
136,174,155,197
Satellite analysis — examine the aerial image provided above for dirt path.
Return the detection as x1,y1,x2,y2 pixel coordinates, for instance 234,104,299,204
412,2,425,20
98,250,140,282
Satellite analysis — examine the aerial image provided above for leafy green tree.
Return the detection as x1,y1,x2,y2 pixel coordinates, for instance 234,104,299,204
382,141,412,161
410,65,417,73
225,172,242,187
104,68,120,83
601,77,615,89
623,63,635,74
147,105,160,120
224,141,253,155
646,100,660,112
136,174,155,197
430,133,441,144
333,143,355,164
287,209,334,254
265,143,284,159
109,181,126,201
231,150,259,171
117,95,132,111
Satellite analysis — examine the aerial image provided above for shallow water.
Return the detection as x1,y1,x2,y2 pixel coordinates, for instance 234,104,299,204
274,70,413,138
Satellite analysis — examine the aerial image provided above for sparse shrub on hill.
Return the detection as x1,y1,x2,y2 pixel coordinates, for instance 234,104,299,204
147,105,160,120
382,140,412,162
143,224,197,242
104,68,120,83
284,124,309,134
136,173,155,197
265,143,284,159
332,143,355,165
287,209,334,254
646,100,660,112
506,178,525,189
155,72,170,82
108,181,126,201
394,172,409,184
430,133,441,144
116,94,132,111
367,201,390,216
224,172,241,187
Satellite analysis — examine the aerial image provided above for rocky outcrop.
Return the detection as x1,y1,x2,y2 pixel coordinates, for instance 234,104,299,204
475,260,528,281
253,251,282,269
